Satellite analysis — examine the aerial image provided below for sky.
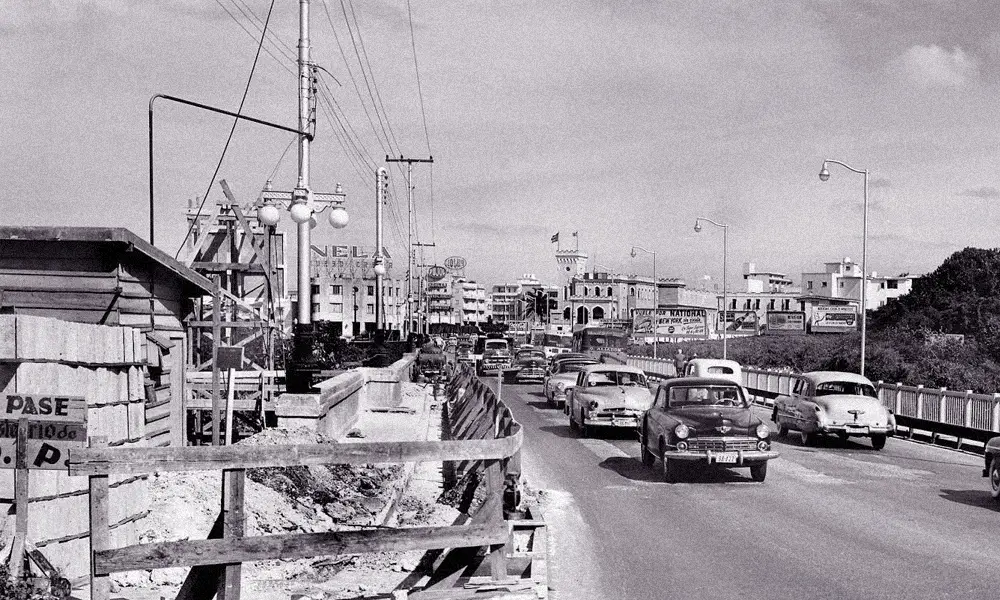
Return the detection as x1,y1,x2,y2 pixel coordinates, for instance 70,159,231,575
4,1,1000,291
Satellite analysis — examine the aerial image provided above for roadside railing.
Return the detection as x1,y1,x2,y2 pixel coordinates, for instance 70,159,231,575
69,367,524,600
625,356,1000,449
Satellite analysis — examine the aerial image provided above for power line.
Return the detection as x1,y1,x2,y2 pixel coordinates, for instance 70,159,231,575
339,0,396,156
346,0,403,156
213,0,296,77
177,0,278,258
406,0,433,154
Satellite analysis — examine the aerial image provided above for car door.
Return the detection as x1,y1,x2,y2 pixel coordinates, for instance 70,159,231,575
781,379,807,427
643,386,667,447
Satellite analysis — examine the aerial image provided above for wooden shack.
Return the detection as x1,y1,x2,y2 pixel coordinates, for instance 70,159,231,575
0,226,213,447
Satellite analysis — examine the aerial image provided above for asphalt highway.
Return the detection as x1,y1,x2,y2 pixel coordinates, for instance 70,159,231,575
489,380,1000,600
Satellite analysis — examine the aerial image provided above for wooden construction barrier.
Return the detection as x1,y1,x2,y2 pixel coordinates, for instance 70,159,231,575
69,366,524,600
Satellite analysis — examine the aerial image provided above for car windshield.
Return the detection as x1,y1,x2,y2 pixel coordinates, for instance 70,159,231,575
814,381,878,398
585,371,647,387
668,385,745,408
485,341,507,350
560,363,594,374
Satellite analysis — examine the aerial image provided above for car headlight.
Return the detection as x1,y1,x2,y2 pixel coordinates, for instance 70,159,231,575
589,400,599,410
674,423,690,439
556,382,566,392
755,423,770,439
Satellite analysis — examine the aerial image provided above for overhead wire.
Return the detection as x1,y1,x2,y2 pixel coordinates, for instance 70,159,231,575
346,0,403,156
213,0,296,77
177,0,277,259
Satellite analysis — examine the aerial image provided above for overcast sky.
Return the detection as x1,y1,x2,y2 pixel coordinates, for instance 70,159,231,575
4,1,1000,289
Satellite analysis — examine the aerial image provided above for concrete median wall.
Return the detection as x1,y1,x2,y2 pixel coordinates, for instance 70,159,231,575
274,354,416,438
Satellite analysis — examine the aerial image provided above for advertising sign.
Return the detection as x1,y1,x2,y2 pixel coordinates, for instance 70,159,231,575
0,395,87,470
719,310,759,333
812,305,858,333
633,309,707,336
765,311,806,335
444,256,467,271
426,265,447,282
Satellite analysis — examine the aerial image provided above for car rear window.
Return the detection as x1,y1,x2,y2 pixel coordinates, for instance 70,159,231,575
707,366,735,374
815,382,877,398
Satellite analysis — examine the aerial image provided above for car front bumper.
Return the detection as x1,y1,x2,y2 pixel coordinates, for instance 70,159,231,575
584,413,642,429
665,449,780,464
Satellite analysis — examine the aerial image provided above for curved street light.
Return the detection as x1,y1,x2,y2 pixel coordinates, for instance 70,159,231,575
695,217,729,359
819,159,869,377
631,246,657,359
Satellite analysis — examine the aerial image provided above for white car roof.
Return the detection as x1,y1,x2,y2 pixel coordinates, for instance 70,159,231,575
801,371,875,386
686,358,742,370
579,364,645,375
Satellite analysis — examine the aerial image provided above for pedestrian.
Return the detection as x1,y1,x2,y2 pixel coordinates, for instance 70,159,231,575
672,348,686,376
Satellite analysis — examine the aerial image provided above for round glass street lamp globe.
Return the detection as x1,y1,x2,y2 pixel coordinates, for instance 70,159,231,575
257,204,280,227
373,262,387,276
309,215,318,229
329,206,349,229
289,202,312,224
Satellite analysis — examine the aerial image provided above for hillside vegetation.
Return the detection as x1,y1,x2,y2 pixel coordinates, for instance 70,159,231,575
640,248,1000,393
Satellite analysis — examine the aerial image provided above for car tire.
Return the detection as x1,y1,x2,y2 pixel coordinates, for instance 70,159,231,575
661,440,681,483
837,432,850,445
640,425,655,467
871,434,887,450
800,429,815,446
778,423,789,437
750,462,768,482
579,410,590,438
771,408,778,423
989,456,1000,501
568,405,577,431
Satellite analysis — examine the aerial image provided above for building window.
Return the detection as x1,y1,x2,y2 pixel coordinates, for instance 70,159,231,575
330,284,342,295
366,304,374,315
593,306,605,320
754,299,760,310
782,299,790,310
583,287,589,296
821,282,828,288
563,307,571,320
768,299,775,310
312,284,320,294
607,286,613,297
630,287,635,297
807,281,813,290
839,281,844,288
594,287,601,297
730,298,737,309
744,299,751,310
887,280,898,289
367,285,374,296
330,303,343,313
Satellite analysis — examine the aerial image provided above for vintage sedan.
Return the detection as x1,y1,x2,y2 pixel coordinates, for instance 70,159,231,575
985,436,1000,501
543,358,598,408
503,355,548,384
772,371,895,449
567,365,653,436
640,377,778,482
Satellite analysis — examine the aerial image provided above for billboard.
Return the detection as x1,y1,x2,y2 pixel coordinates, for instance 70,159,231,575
719,310,759,333
765,311,806,334
633,309,707,336
811,305,858,333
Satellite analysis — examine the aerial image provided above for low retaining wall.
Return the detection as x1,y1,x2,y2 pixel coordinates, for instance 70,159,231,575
274,354,415,438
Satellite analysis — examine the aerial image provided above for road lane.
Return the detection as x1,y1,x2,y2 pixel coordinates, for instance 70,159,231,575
493,381,999,600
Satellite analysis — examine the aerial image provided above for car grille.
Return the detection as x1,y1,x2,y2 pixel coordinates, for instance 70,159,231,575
686,436,758,451
518,368,545,378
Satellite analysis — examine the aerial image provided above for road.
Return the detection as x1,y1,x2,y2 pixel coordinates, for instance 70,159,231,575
490,380,1000,600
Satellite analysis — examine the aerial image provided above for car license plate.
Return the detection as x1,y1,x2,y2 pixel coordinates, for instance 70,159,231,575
612,419,632,427
714,452,738,464
846,425,867,433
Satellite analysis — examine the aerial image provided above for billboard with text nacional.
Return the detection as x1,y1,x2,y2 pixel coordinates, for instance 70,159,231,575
811,305,858,333
633,308,707,337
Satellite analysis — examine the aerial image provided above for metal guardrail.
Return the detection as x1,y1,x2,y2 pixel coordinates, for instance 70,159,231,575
626,355,1000,447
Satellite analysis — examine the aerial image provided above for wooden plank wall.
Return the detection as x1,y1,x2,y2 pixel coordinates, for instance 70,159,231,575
0,315,149,582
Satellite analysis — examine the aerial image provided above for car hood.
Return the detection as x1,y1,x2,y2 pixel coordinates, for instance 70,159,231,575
579,387,653,410
549,373,579,386
668,406,761,433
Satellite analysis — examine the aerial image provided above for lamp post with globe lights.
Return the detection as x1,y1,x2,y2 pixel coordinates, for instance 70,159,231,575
819,159,869,377
631,246,657,358
694,217,729,359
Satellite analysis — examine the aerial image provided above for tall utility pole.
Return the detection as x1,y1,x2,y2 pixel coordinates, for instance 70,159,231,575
413,243,436,334
296,0,313,327
386,155,433,337
375,168,389,331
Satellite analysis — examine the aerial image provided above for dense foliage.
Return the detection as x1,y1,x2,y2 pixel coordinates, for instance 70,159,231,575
631,247,1000,393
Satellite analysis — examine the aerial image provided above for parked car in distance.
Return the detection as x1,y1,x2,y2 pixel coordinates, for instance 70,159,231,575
640,377,778,482
567,365,653,437
683,358,743,386
985,436,1000,501
772,371,895,449
543,357,598,408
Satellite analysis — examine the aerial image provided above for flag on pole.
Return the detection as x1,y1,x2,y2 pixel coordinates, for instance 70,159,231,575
572,231,578,237
550,232,559,243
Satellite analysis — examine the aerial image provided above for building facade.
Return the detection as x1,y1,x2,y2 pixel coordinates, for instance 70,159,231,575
308,244,406,337
801,257,914,311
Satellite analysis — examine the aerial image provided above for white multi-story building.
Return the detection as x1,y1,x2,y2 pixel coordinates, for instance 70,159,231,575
801,257,914,311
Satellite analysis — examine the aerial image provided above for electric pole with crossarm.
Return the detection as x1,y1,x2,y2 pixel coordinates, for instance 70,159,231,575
386,155,433,337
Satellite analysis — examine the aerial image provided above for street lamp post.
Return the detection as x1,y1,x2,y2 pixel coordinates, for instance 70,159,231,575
352,286,360,337
819,159,869,377
694,218,729,360
631,246,657,359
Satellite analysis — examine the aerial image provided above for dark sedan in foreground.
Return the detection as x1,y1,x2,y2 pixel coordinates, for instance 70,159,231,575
640,377,779,482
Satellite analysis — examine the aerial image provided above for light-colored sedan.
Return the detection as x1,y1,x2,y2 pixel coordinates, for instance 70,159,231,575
567,364,654,437
772,371,895,449
542,358,597,408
